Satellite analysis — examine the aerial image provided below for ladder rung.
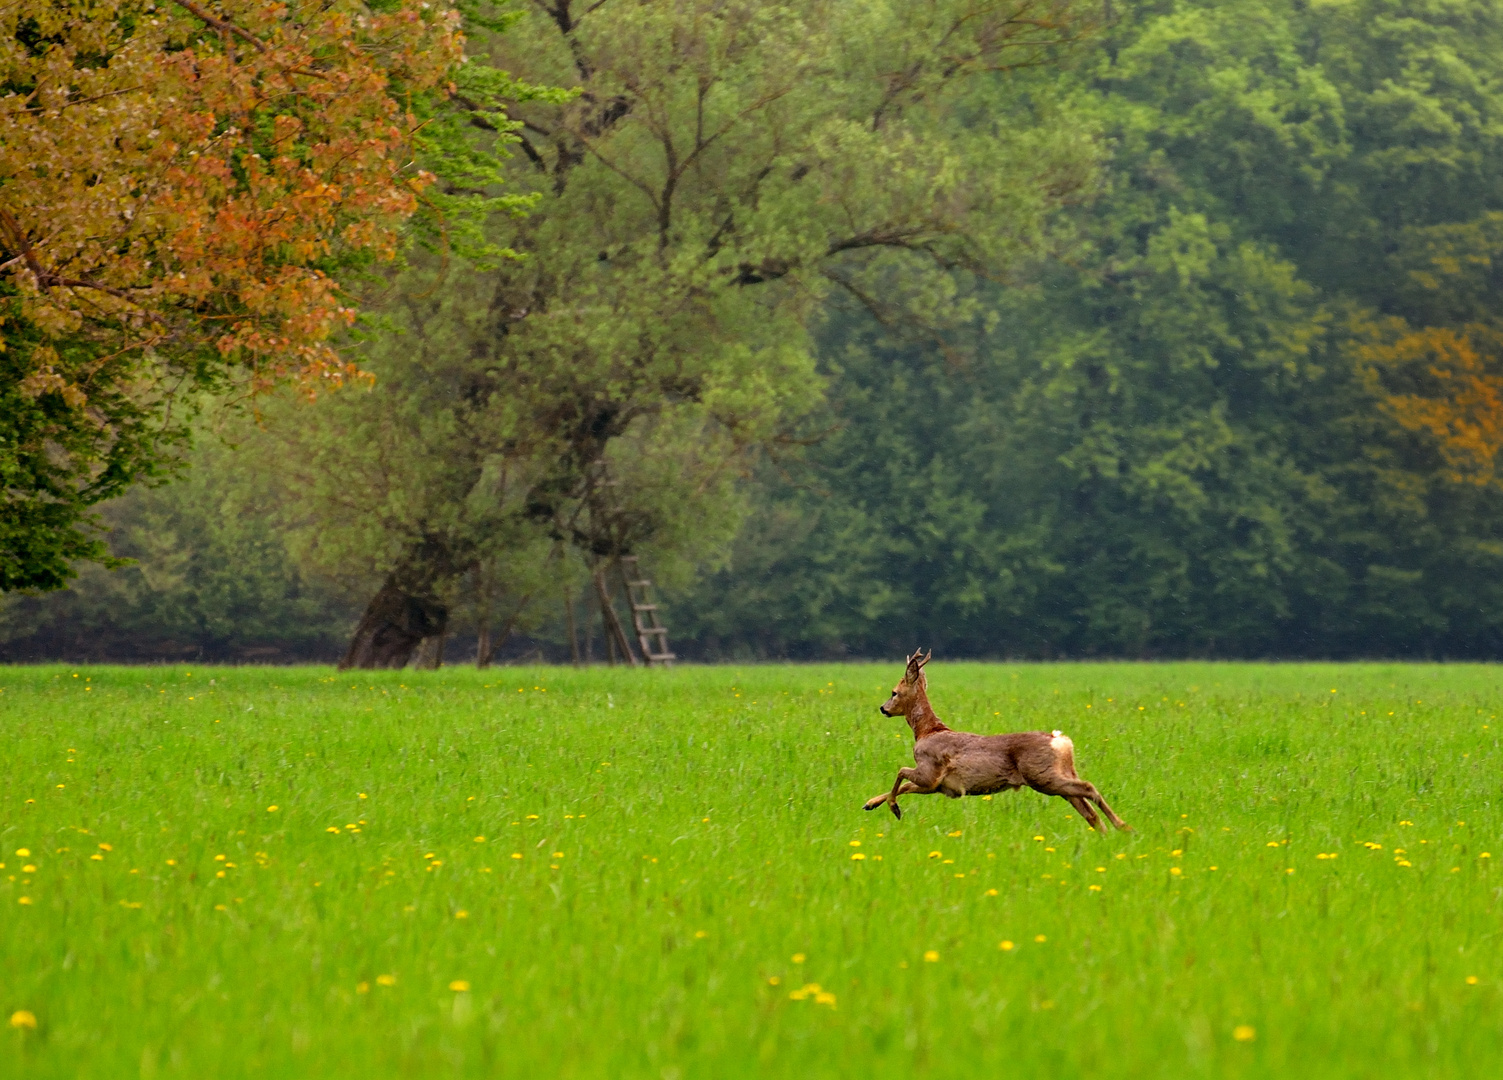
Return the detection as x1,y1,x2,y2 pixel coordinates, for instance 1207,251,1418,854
625,580,651,587
635,625,668,636
645,652,677,662
631,603,658,611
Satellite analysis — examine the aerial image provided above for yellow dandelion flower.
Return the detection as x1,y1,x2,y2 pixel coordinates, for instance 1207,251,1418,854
473,836,486,843
17,897,31,905
813,991,837,1008
455,910,468,919
449,980,471,992
356,982,370,994
849,840,861,847
1233,1025,1256,1042
1089,884,1102,891
1466,976,1480,985
947,830,962,838
928,851,942,859
695,930,709,939
376,974,397,987
267,806,278,813
97,843,112,852
1169,867,1182,876
999,940,1014,951
511,853,522,860
9,1010,37,1030
851,853,866,861
985,888,999,896
923,950,940,963
791,953,806,964
14,848,29,858
23,864,37,872
1034,935,1047,943
767,976,781,986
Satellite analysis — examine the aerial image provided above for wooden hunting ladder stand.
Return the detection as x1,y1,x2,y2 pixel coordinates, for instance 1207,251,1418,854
584,462,676,667
618,555,675,666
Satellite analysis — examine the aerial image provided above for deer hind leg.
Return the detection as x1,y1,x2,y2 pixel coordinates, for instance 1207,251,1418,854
1064,794,1102,832
1091,790,1130,831
1048,777,1130,832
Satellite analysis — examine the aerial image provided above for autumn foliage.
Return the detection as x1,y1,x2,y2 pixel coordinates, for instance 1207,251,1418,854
0,0,464,589
1,0,462,389
1360,323,1503,488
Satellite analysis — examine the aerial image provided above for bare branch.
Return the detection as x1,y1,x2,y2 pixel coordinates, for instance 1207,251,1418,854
172,0,269,53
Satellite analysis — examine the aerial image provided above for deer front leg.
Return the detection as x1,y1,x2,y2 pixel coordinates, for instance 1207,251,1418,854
864,782,921,813
883,765,946,820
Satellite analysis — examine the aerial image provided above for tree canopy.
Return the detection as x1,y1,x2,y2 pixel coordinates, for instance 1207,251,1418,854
13,0,1503,663
238,0,1101,668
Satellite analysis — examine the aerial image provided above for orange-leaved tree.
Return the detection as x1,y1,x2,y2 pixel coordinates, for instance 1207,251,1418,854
1359,322,1503,487
1,0,464,590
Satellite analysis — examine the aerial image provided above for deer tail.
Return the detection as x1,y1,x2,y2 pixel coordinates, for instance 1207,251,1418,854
1049,730,1077,775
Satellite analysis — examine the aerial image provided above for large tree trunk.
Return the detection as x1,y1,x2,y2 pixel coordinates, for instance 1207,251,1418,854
340,575,449,670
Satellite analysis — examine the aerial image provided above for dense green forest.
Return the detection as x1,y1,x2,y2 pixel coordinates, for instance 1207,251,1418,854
8,0,1503,662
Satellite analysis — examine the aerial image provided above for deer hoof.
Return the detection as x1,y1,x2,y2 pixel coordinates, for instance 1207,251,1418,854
890,803,902,820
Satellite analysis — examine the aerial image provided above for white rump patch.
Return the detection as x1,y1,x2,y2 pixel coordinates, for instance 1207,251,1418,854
1050,730,1073,753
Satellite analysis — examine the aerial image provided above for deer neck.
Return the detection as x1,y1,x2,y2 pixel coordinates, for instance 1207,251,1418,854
906,692,949,740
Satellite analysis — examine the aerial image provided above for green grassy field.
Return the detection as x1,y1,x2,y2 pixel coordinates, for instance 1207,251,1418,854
2,661,1500,1078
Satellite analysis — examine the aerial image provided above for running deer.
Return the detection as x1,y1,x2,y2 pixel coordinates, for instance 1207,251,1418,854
862,650,1129,832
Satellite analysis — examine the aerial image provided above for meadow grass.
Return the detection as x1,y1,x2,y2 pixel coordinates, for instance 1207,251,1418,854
1,660,1500,1078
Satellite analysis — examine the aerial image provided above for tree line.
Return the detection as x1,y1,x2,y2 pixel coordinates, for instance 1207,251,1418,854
6,0,1503,663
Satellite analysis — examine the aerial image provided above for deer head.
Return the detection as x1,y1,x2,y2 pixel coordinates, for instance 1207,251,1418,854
879,648,932,717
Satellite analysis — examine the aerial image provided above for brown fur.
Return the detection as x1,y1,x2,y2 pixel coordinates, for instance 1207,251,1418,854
862,650,1130,832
